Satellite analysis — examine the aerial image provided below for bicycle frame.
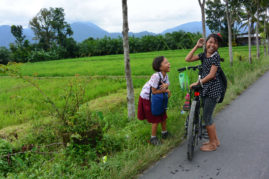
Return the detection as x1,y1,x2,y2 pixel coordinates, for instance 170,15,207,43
178,65,205,160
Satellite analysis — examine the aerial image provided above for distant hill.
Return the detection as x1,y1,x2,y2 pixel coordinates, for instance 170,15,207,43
0,25,36,47
71,22,109,41
162,21,211,35
0,21,208,47
71,22,156,41
0,25,16,47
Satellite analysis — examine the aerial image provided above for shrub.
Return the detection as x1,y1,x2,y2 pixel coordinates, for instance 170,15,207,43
28,50,59,62
234,52,247,62
65,112,103,147
0,139,24,177
0,47,11,65
0,139,13,176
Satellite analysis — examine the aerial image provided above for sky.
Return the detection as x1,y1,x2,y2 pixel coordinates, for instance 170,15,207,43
0,0,202,33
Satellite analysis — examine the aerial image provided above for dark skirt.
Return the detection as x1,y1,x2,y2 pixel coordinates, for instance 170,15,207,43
137,96,167,123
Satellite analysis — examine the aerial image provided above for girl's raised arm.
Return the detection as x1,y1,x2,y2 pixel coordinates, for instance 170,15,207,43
185,38,204,62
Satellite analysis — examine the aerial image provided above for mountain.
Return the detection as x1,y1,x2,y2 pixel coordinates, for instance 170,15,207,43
0,25,36,47
71,22,155,41
0,21,208,48
162,21,211,35
0,25,16,48
71,22,109,42
0,22,156,47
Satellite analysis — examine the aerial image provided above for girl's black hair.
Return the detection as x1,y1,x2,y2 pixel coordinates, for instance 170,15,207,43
205,33,223,45
205,33,224,62
152,56,165,72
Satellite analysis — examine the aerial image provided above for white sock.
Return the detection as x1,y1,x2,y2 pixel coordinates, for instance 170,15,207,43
162,131,167,134
151,136,156,139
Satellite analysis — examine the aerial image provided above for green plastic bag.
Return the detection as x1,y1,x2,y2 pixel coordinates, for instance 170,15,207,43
179,71,189,91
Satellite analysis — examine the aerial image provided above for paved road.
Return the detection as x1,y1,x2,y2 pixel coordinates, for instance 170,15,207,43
139,71,269,179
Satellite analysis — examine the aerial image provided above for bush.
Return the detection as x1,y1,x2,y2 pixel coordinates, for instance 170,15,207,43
0,139,13,176
0,139,24,177
65,112,103,147
0,47,11,65
27,49,59,62
234,52,248,62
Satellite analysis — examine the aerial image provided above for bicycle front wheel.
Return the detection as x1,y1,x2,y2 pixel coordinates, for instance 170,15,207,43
187,100,198,161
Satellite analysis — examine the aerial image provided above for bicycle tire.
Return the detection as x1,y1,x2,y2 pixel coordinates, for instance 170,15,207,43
187,100,198,161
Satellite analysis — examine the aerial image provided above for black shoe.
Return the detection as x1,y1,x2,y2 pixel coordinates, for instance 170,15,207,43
150,137,161,145
162,131,171,139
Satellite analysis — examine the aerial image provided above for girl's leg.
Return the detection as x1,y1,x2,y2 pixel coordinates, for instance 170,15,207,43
206,124,217,145
200,97,218,151
203,124,220,146
200,124,217,151
161,120,170,139
215,124,220,145
150,123,161,145
151,123,158,137
161,120,166,132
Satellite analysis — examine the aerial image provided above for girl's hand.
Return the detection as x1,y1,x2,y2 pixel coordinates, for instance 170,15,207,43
190,82,199,89
196,38,205,48
166,89,171,98
160,82,169,90
161,88,167,93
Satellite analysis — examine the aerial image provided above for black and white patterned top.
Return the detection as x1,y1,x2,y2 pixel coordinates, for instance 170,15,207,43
198,51,222,99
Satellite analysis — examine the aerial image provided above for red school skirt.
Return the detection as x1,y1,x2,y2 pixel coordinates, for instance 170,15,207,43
137,96,167,123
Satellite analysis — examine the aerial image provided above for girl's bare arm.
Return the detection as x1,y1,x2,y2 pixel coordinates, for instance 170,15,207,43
151,87,169,94
200,65,218,84
185,38,204,62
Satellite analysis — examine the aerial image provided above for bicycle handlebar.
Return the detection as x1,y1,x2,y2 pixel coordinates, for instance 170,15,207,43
177,65,201,73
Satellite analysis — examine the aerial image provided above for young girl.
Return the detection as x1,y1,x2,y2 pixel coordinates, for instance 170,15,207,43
185,34,223,152
138,56,171,145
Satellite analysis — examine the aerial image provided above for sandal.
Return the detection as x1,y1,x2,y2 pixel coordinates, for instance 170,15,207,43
203,141,220,147
200,144,217,152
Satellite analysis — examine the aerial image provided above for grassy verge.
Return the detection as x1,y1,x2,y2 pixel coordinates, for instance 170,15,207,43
1,47,269,178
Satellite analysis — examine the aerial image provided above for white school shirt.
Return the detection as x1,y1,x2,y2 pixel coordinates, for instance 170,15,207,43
140,72,170,100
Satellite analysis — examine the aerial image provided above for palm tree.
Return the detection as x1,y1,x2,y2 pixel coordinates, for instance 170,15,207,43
261,0,269,56
248,14,253,63
254,0,261,59
198,0,206,40
263,10,267,56
242,0,257,63
230,0,244,43
225,0,233,66
122,0,135,119
267,5,269,55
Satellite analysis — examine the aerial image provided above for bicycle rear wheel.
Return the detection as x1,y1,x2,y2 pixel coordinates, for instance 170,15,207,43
187,100,198,161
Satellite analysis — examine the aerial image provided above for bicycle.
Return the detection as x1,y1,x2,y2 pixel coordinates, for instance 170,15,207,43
178,65,207,161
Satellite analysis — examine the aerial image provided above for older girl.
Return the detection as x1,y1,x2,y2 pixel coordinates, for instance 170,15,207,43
185,34,223,151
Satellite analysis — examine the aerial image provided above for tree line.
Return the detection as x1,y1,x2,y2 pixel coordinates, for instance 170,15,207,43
0,1,268,66
0,7,202,64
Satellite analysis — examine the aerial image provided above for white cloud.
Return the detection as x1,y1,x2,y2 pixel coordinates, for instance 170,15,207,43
0,0,202,33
